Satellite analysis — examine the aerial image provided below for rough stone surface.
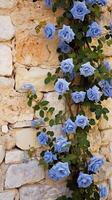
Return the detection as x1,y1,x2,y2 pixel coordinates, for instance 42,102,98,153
0,16,15,41
0,145,5,164
1,125,9,134
19,182,69,200
0,45,12,76
5,160,45,188
0,0,17,9
15,128,39,150
0,190,18,200
5,149,25,164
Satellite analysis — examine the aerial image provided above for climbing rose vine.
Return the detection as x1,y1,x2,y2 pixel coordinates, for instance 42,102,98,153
25,0,112,199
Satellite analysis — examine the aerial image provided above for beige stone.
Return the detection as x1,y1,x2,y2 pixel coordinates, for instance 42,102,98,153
15,67,55,93
0,0,17,9
0,45,13,76
5,149,25,164
0,145,5,164
3,134,16,150
0,190,18,200
0,16,15,41
101,129,112,145
0,77,14,92
88,127,101,153
19,182,69,200
15,128,39,150
98,98,112,130
5,160,45,188
1,125,8,133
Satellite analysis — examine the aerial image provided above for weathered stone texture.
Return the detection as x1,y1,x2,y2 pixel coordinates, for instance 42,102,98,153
0,189,18,200
5,160,45,188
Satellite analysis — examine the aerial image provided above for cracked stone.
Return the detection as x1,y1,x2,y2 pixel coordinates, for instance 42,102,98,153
0,16,15,41
5,160,45,188
0,145,5,164
0,189,18,200
0,45,13,76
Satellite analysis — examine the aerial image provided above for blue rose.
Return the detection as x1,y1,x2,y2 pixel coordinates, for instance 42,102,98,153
21,83,36,94
54,78,69,94
44,0,52,7
62,118,76,134
31,118,44,128
86,22,102,38
104,60,111,71
87,86,102,102
58,25,75,43
43,23,55,39
99,80,112,97
48,162,70,181
54,136,71,153
85,0,96,5
37,132,48,145
77,172,93,188
72,91,86,103
96,0,107,6
60,58,74,73
99,185,108,198
80,62,95,77
70,1,90,21
75,115,89,129
58,41,72,53
44,151,57,163
88,156,104,173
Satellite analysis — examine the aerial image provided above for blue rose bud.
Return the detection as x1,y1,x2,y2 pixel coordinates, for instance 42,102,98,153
99,185,108,198
75,115,89,129
96,0,107,6
43,23,55,39
58,25,75,43
80,62,95,77
44,151,57,163
104,60,111,71
37,131,48,145
58,41,72,53
48,162,70,181
21,83,36,94
31,118,44,128
60,58,74,73
77,172,93,188
71,1,90,21
72,91,86,103
44,0,52,7
99,80,112,97
62,118,76,134
86,22,102,38
54,136,71,153
54,78,69,95
88,156,104,173
87,86,102,102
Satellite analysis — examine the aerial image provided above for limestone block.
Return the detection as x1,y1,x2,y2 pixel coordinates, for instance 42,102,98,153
0,16,15,41
15,128,39,150
88,127,101,153
10,121,32,129
15,67,55,92
5,149,25,164
0,92,33,124
98,98,112,130
0,77,14,92
5,160,45,188
0,145,5,164
0,0,17,9
15,34,59,66
0,45,13,76
0,190,18,200
101,129,112,145
2,134,16,150
19,182,69,200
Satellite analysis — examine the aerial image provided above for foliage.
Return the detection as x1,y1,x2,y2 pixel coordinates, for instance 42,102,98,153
26,0,112,199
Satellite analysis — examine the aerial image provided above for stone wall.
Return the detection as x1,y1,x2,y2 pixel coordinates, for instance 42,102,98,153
0,0,111,199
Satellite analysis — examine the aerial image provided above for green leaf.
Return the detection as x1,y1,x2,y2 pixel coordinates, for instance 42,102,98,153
89,119,96,125
49,119,55,127
40,101,49,107
39,110,44,118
